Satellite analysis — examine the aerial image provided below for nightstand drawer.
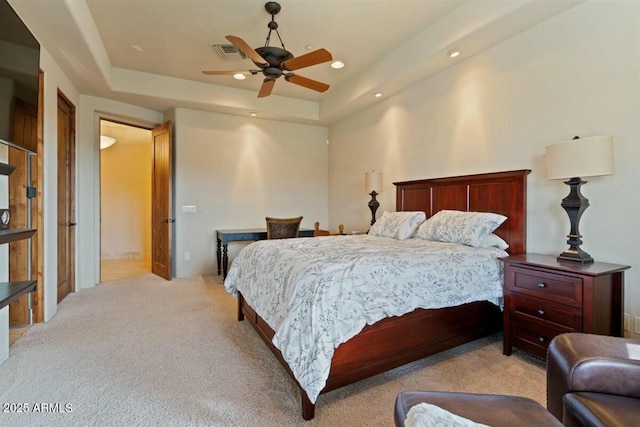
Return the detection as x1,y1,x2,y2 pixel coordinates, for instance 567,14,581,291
511,317,572,358
508,266,582,307
512,294,582,330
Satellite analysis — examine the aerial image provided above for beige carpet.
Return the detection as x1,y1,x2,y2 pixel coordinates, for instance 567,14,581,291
0,274,546,426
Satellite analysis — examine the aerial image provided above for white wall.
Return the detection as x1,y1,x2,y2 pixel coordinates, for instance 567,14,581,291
40,46,79,321
76,103,329,283
173,108,329,278
328,1,640,337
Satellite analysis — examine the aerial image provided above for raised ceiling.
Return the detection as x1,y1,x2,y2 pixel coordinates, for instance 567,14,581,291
8,0,582,124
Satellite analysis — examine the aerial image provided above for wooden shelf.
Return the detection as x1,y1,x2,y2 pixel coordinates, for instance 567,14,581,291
0,161,16,176
0,228,36,245
0,281,37,310
0,137,36,155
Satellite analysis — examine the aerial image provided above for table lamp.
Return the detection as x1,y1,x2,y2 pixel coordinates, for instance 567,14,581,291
545,135,614,263
365,171,382,225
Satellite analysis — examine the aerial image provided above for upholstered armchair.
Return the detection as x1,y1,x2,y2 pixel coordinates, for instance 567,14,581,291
265,216,303,239
394,333,640,427
547,332,640,426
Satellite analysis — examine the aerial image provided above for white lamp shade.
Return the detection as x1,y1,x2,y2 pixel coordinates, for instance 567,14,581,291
545,135,614,180
365,171,383,193
100,135,117,149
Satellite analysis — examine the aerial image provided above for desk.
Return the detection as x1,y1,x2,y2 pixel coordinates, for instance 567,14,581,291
216,228,314,279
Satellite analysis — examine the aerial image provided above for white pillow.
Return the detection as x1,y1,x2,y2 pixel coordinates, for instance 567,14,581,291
405,402,489,427
416,210,507,247
368,211,426,240
478,233,509,250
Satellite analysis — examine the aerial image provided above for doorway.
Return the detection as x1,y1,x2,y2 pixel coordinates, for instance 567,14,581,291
99,120,152,282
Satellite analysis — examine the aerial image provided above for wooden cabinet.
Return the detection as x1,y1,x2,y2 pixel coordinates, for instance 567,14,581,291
501,253,630,358
0,138,37,317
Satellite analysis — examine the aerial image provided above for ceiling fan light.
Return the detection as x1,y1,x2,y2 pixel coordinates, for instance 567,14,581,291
100,135,116,150
203,2,332,98
331,60,344,69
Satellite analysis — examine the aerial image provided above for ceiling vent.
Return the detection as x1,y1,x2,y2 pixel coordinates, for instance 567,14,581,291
211,43,247,61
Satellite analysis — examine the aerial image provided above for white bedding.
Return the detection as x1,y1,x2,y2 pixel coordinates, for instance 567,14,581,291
224,235,507,403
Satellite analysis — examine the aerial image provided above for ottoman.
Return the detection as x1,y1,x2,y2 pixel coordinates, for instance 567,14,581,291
394,391,562,427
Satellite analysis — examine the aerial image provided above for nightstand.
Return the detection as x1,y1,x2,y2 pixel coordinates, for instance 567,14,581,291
501,253,630,358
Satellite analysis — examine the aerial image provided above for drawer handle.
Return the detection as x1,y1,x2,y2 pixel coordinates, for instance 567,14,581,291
538,337,545,343
537,309,545,316
537,283,546,288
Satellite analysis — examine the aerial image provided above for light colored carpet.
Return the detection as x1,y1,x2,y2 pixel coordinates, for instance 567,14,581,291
100,258,151,282
0,274,546,426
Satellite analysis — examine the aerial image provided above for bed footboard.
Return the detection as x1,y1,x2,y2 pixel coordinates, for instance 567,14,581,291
237,292,317,419
237,292,501,420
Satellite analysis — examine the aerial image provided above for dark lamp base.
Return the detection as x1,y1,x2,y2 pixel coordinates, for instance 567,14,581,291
368,191,380,226
557,249,594,264
557,176,595,264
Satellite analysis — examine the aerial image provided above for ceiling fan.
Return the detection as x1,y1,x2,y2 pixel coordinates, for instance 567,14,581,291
202,1,333,98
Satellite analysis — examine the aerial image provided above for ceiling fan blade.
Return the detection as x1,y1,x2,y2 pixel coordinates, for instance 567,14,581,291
281,48,332,71
285,74,330,93
225,35,268,66
258,79,276,98
202,70,251,75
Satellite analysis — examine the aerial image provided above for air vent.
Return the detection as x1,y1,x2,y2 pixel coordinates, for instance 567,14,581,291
211,44,247,61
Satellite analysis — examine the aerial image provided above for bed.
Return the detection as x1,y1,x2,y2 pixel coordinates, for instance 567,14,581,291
225,169,530,420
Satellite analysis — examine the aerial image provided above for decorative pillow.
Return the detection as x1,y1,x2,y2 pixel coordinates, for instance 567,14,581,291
405,402,490,427
416,210,507,247
368,211,426,240
478,233,509,250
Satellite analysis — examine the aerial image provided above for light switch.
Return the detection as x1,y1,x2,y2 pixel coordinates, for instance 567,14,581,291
182,205,197,213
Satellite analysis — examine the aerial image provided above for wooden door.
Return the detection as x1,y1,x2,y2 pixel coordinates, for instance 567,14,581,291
57,92,75,303
151,121,173,280
8,98,38,325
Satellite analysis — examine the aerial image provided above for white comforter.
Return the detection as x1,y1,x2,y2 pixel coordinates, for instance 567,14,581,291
224,235,506,403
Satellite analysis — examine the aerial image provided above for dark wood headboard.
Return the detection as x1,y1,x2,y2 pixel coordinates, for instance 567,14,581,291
394,170,531,254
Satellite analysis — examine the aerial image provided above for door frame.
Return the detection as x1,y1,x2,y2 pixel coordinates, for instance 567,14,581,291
96,117,173,282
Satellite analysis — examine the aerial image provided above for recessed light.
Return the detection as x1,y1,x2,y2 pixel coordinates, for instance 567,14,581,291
331,60,344,69
250,112,257,117
131,45,143,52
233,73,246,80
305,45,313,51
448,49,461,58
374,92,383,98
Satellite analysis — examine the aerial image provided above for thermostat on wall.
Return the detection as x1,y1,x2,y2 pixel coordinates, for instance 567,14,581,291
0,209,10,229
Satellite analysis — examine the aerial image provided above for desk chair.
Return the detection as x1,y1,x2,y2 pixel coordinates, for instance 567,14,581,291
266,216,303,239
